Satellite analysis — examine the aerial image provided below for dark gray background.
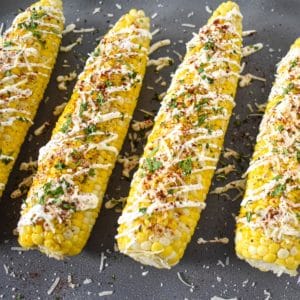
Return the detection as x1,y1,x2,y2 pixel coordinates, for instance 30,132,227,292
0,0,299,299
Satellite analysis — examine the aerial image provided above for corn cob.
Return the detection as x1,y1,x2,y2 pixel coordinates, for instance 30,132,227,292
0,0,64,197
235,38,300,276
17,9,151,258
116,1,243,269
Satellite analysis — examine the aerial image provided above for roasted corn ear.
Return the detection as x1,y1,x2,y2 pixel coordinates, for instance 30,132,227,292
116,1,243,268
17,9,151,258
0,0,64,197
235,38,300,276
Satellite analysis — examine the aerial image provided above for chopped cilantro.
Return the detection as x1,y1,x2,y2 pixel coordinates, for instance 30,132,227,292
105,80,112,87
79,101,87,117
128,71,137,79
54,162,66,170
1,157,13,165
4,70,12,77
60,115,72,133
144,157,162,173
198,114,207,126
97,92,105,106
3,41,13,47
290,59,297,69
168,98,177,108
197,65,205,73
62,203,76,210
204,40,215,51
195,98,209,111
246,211,253,222
167,189,174,195
271,183,286,197
139,207,147,214
84,124,97,135
273,175,283,181
283,82,294,95
277,124,284,132
93,48,100,57
88,168,96,177
207,77,214,84
17,116,30,123
178,157,193,176
31,10,46,20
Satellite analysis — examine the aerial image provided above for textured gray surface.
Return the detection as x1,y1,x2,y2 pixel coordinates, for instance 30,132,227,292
0,0,299,299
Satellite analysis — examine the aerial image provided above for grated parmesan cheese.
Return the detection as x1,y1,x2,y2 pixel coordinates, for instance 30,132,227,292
99,291,113,297
242,30,256,37
211,179,246,195
223,148,240,159
118,155,139,178
62,23,76,35
147,56,173,71
242,43,264,57
57,71,77,90
47,277,60,295
197,237,229,244
34,122,49,136
239,73,266,87
149,39,171,55
181,23,196,28
215,164,236,175
132,119,153,132
60,36,82,52
53,102,67,116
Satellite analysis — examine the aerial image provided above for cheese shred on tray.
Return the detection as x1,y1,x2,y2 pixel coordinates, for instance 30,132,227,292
17,9,151,258
0,0,64,197
116,1,243,269
235,38,300,277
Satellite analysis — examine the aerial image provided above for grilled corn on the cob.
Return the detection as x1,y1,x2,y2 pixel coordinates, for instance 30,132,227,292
17,10,151,258
235,38,300,276
0,0,64,197
116,1,243,269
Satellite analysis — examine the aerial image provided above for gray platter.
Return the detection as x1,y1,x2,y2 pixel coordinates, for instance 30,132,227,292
0,0,299,299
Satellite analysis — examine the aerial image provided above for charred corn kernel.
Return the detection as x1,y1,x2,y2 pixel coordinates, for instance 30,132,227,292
0,0,64,197
116,1,243,269
235,38,300,276
17,9,151,259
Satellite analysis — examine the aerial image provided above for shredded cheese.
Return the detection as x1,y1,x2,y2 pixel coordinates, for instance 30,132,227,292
149,39,171,55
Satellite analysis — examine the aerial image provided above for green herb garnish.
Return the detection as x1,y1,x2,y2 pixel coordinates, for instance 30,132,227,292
139,207,147,214
84,124,97,135
79,101,87,117
204,40,215,51
178,157,193,176
54,162,66,170
60,114,72,133
198,114,207,126
246,211,253,222
271,183,286,197
144,157,162,173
